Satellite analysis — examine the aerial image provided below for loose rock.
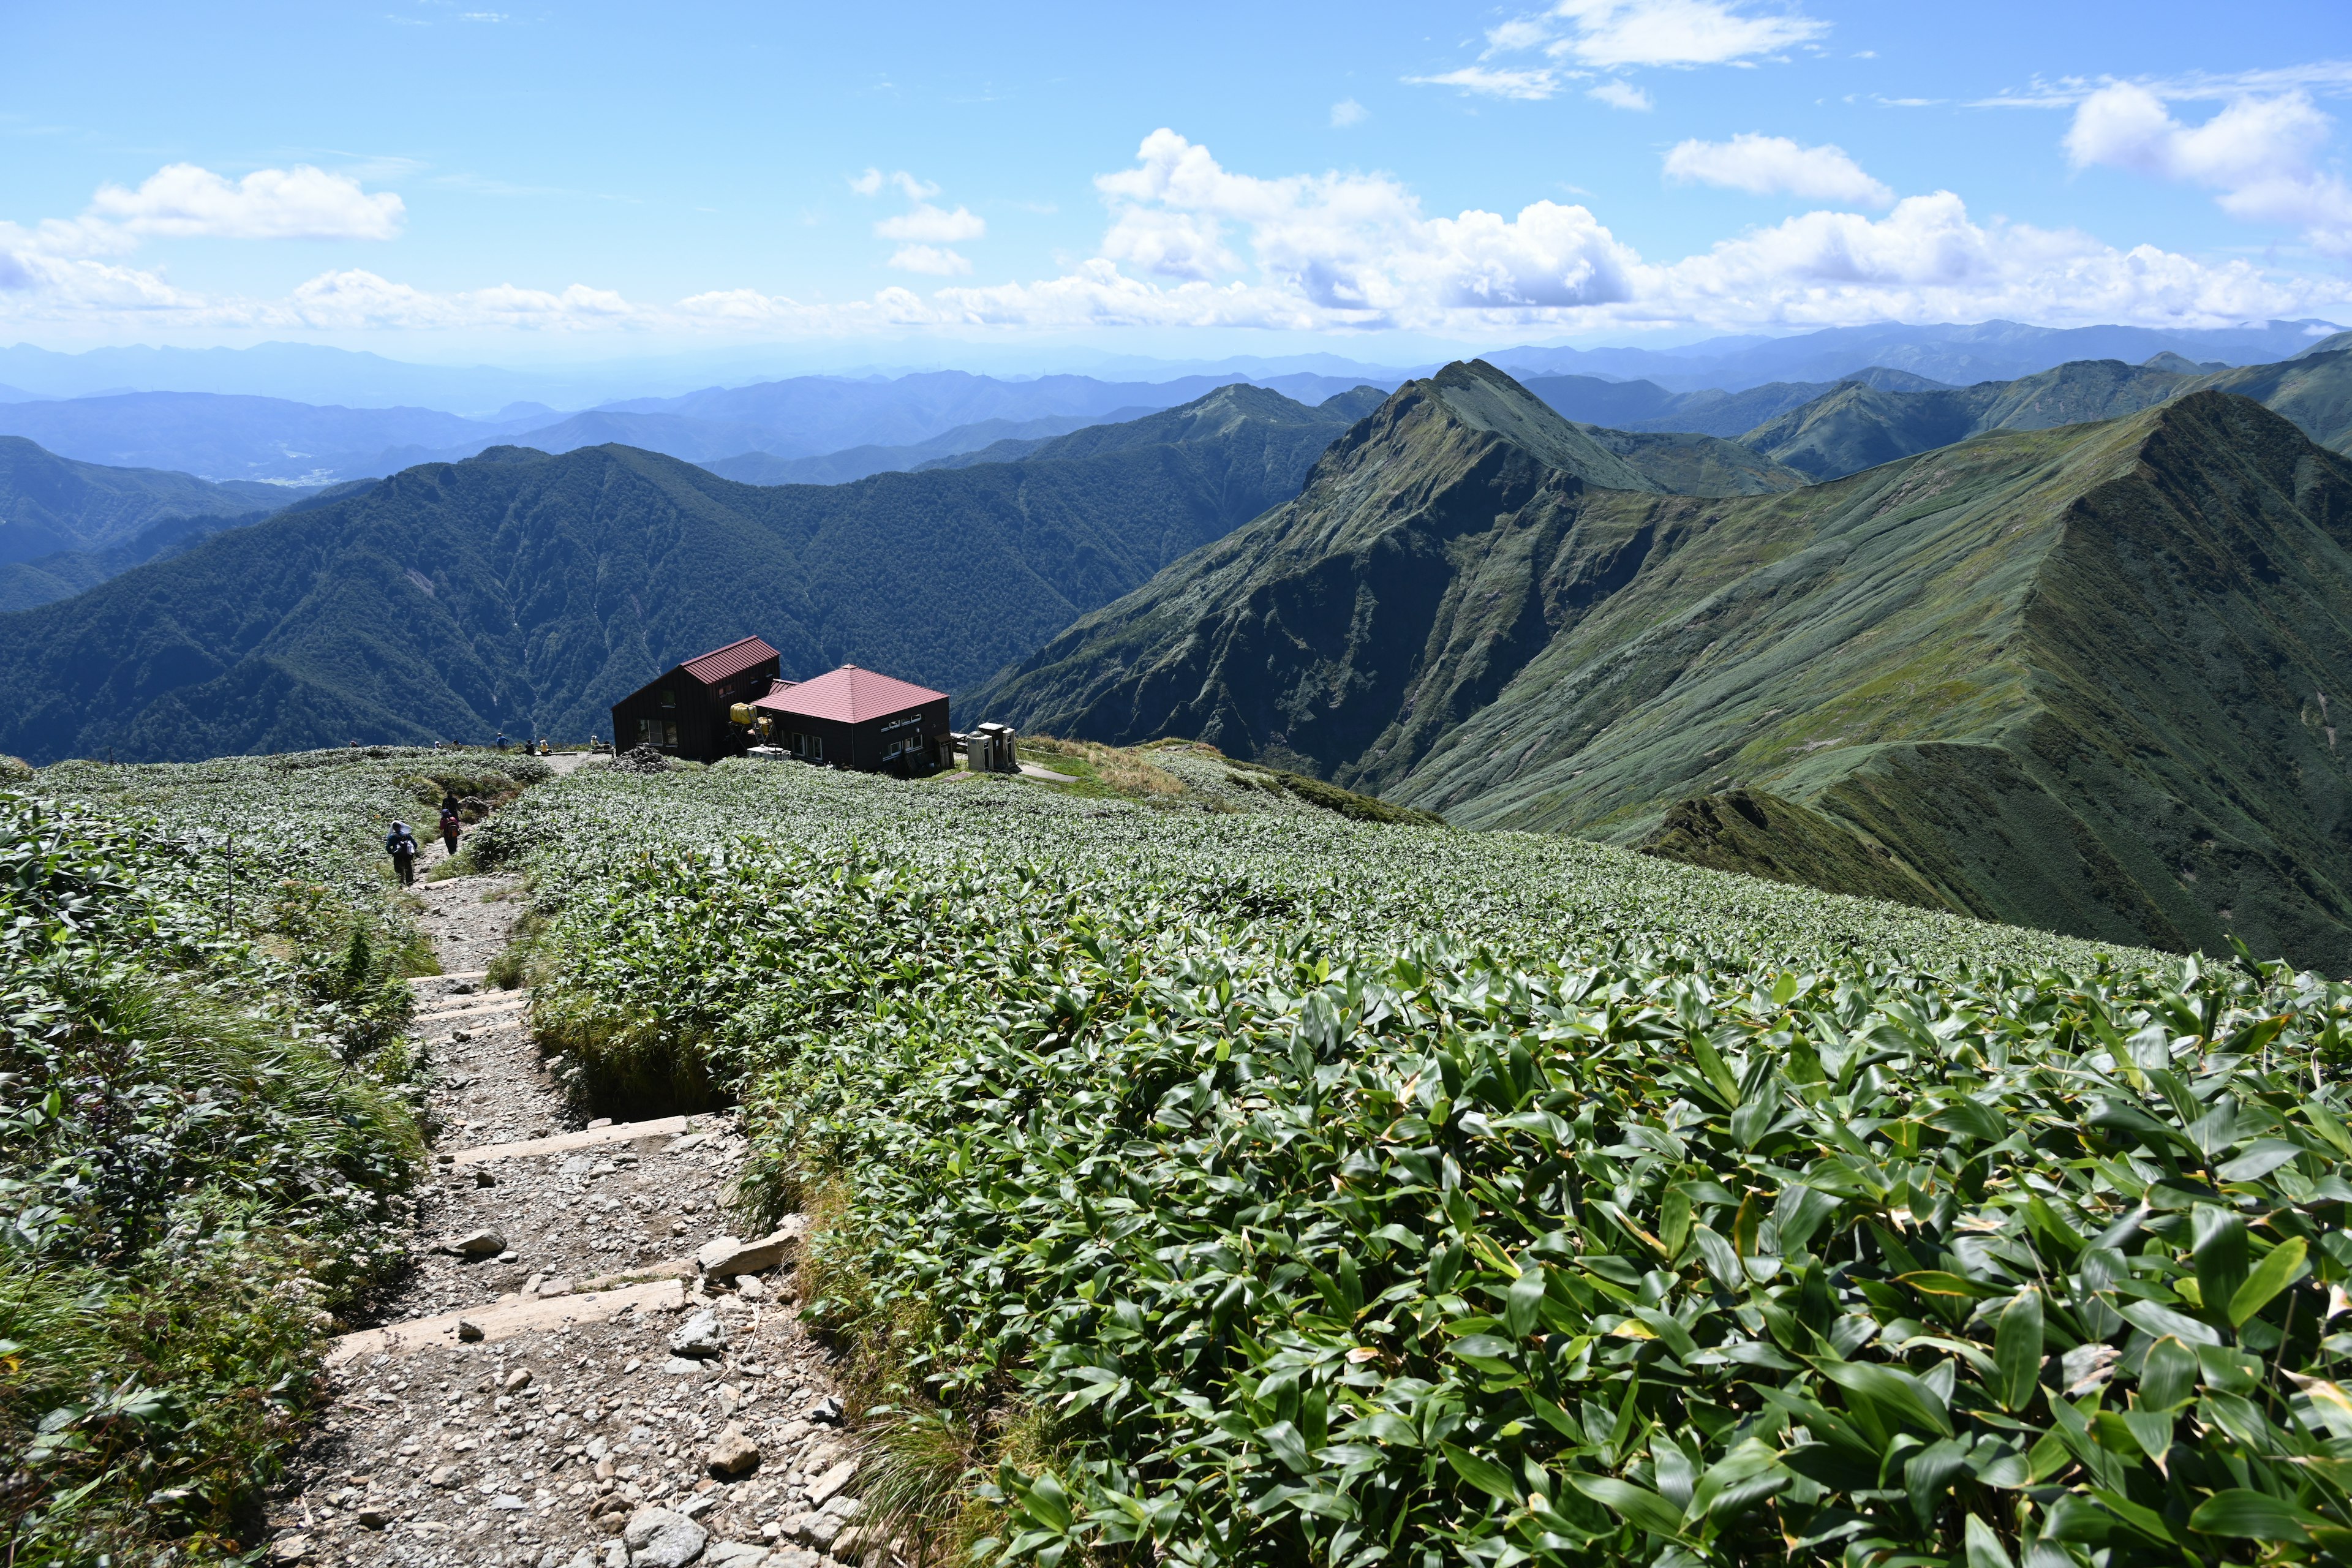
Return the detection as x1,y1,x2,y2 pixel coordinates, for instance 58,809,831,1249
669,1308,728,1359
704,1421,760,1477
622,1506,708,1567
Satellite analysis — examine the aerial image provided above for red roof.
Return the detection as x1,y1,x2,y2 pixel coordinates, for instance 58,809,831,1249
752,664,945,723
677,636,780,685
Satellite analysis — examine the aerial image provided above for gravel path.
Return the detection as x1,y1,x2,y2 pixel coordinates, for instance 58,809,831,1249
264,828,871,1568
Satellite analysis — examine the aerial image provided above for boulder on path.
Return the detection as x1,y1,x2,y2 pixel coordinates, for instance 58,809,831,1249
441,1229,506,1259
622,1506,707,1567
695,1221,804,1280
702,1545,771,1567
669,1309,728,1359
705,1421,760,1477
806,1457,859,1507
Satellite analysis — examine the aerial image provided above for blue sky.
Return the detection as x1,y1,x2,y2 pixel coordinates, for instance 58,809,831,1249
3,0,2348,363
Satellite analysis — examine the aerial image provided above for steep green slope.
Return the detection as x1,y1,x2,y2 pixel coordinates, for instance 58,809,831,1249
1575,423,1807,495
974,360,1692,771
940,377,1801,496
1739,358,2195,479
1524,365,1951,439
1738,350,2352,480
0,435,303,563
0,508,259,612
0,385,1363,763
982,374,2352,968
2203,350,2352,454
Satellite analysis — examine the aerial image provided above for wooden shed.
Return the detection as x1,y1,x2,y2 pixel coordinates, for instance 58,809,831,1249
608,636,782,763
751,665,951,775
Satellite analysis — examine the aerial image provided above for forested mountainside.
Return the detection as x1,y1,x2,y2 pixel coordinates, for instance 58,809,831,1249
1736,350,2352,480
0,386,1369,763
0,434,305,563
1523,365,1952,439
980,363,2352,969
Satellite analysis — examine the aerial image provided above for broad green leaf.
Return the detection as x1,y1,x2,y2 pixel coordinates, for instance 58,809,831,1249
2120,1407,2174,1461
1506,1265,1547,1341
1686,1030,1741,1109
2190,1488,2319,1542
1441,1444,1522,1506
2192,1208,2250,1311
2218,1139,2306,1182
1963,1513,2015,1568
1993,1288,2043,1413
1814,1358,1953,1437
1693,1224,1741,1291
1564,1473,1684,1538
2228,1237,2308,1325
2138,1335,2198,1411
1902,1270,2002,1301
2117,1299,2220,1346
1260,1419,1313,1475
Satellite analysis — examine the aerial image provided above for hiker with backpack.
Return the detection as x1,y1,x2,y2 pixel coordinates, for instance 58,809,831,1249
386,821,420,887
439,793,462,857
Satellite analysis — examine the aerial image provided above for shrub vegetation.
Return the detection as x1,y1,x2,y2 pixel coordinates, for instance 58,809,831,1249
1,752,445,1563
487,756,2352,1566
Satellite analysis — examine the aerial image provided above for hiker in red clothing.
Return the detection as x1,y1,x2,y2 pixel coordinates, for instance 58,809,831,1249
439,793,462,856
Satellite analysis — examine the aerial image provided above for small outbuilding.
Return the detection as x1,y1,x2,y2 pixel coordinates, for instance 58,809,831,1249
752,664,950,775
608,636,782,763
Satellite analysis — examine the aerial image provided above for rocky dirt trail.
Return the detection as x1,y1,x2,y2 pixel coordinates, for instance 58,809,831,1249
265,813,875,1568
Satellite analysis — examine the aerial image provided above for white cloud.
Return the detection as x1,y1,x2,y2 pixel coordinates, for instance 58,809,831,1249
1406,66,1559,100
1664,133,1894,208
2065,84,2352,253
1090,129,1636,315
86,163,405,241
851,168,986,265
5,132,2348,340
874,204,986,243
1412,1,1823,104
849,168,938,201
886,244,972,275
1330,98,1369,128
1539,0,1826,68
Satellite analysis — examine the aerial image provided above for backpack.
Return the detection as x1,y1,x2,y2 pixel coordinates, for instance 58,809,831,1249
440,806,461,833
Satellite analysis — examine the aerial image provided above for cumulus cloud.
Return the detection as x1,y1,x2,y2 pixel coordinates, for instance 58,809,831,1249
1406,65,1559,100
886,244,973,275
85,163,405,241
1091,129,1636,316
1588,81,1653,110
849,168,937,200
875,204,985,243
1664,133,1894,207
1539,0,1827,68
1330,98,1369,128
853,167,986,269
2065,84,2352,254
5,131,2348,339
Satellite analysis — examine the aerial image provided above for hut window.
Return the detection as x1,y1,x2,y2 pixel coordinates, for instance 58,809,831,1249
659,688,676,709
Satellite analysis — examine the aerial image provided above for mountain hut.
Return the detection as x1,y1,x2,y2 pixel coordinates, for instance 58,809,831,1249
750,664,951,775
608,635,783,763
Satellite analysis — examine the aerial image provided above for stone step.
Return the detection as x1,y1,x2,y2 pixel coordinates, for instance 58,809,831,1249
327,1273,687,1365
414,994,530,1023
448,1115,702,1167
409,970,489,986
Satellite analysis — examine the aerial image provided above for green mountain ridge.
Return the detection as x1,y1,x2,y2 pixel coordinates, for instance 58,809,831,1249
0,386,1392,763
1737,350,2352,480
979,363,2352,968
0,435,308,564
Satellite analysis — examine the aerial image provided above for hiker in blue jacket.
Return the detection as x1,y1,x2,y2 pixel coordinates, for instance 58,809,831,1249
386,821,421,886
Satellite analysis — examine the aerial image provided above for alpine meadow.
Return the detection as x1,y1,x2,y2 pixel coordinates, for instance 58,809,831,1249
12,3,2352,1566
